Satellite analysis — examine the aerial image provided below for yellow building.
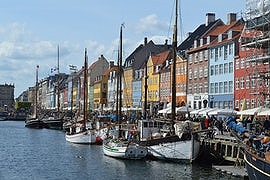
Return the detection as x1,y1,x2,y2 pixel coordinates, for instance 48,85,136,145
123,68,133,107
142,51,170,114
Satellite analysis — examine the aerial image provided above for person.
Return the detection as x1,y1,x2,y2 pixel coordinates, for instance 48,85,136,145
263,116,270,135
216,119,224,135
205,113,210,129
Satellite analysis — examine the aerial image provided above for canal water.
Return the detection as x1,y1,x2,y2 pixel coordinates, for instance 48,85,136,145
0,121,240,180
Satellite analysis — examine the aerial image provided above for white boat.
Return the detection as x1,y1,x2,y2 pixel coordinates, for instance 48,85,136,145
103,138,148,159
65,49,97,144
138,119,201,162
65,126,97,144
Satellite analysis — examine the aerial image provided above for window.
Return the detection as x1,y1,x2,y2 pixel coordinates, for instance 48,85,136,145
219,47,222,57
194,68,198,79
229,62,233,73
224,63,228,73
235,78,239,89
229,81,233,93
194,53,198,63
210,66,214,76
240,77,244,89
224,81,228,93
235,60,239,69
199,51,203,61
246,77,250,89
224,45,228,60
210,49,214,59
246,59,250,67
215,48,218,61
189,69,192,79
219,64,223,74
194,84,197,93
215,65,218,75
199,83,203,93
210,83,214,93
204,67,208,77
204,82,208,94
215,83,218,93
188,54,193,64
199,67,203,78
204,50,208,60
229,44,233,55
241,59,245,69
219,82,223,93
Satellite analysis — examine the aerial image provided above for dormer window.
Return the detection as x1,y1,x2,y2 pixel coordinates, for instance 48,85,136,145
228,30,232,39
218,34,222,42
194,40,197,48
207,36,210,44
200,38,203,47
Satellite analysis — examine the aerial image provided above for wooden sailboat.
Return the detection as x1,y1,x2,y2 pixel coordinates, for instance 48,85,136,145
138,0,201,162
25,65,44,128
103,24,148,159
65,48,97,144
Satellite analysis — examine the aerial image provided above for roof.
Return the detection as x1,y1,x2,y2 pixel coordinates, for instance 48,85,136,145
151,50,170,66
178,19,224,51
123,39,171,77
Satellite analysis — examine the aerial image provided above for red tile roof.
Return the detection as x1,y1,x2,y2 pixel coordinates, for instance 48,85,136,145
151,50,170,65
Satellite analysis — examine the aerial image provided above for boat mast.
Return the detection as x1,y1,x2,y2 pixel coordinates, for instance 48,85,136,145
83,48,88,131
116,24,124,124
144,60,148,119
171,0,178,122
57,45,60,117
35,65,39,119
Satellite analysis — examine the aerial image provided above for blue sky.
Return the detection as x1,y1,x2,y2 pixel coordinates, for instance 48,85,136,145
0,0,245,97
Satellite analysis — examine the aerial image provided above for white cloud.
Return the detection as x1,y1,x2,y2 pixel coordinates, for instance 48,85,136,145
135,14,169,35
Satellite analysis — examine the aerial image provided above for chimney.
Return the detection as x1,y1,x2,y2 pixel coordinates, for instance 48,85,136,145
227,13,237,24
165,39,168,45
186,32,192,37
109,61,115,68
144,37,147,46
205,13,215,26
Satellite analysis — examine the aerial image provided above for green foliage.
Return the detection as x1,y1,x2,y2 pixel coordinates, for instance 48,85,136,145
15,101,32,109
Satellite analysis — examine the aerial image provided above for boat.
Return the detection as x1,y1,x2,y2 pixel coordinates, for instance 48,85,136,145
25,65,44,128
138,0,201,163
0,111,9,121
102,24,148,159
42,110,64,130
226,116,270,180
65,49,97,144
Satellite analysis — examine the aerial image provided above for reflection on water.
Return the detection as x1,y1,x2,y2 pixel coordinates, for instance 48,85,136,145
0,121,236,180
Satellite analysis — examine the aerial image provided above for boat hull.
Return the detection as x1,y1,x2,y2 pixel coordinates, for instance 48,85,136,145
145,136,200,162
25,119,43,128
43,119,63,130
65,130,97,144
244,149,270,180
103,139,148,159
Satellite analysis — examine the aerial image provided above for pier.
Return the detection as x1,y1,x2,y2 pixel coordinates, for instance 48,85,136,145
199,131,248,178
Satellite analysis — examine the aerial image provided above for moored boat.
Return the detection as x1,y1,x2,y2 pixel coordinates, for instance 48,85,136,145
25,117,44,129
0,111,9,121
103,137,147,159
138,119,201,162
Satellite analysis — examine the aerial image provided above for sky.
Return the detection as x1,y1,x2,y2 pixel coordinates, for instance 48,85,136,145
0,0,246,98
